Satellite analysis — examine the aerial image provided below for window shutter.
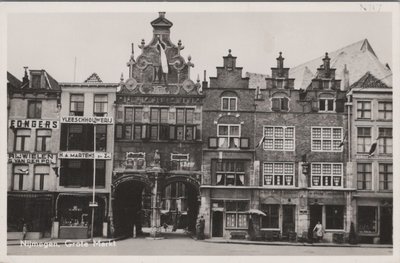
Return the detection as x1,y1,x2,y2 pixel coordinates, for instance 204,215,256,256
336,99,345,113
281,98,289,111
240,138,249,149
271,98,279,111
209,137,218,148
60,124,68,151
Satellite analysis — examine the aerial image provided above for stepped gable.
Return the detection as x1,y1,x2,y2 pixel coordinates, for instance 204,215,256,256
119,12,201,96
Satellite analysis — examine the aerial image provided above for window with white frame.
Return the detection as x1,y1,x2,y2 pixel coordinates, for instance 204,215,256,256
217,124,240,148
221,97,237,111
13,165,28,191
357,101,371,119
94,94,108,116
311,127,342,152
225,201,248,228
357,127,371,153
311,163,343,187
34,165,49,191
263,126,295,151
379,163,392,191
15,129,31,151
36,129,51,152
319,98,335,112
378,102,392,120
263,162,294,186
215,160,246,186
379,128,392,154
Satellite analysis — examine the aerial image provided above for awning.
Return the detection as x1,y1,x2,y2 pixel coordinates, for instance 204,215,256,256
246,209,266,216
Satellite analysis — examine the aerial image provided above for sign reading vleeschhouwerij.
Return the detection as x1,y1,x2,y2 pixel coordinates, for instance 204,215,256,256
8,153,57,164
60,116,113,124
9,119,59,129
58,151,112,159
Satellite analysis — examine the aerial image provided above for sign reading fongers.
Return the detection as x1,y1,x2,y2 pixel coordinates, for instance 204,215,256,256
9,119,59,129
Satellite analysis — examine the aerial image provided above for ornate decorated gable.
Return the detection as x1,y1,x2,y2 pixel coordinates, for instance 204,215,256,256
119,12,201,96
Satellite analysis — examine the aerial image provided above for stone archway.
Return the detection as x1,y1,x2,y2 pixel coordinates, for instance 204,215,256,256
112,174,152,237
160,174,201,234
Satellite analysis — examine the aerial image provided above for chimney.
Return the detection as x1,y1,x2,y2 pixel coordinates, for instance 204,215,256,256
22,66,29,84
202,70,208,89
343,64,350,91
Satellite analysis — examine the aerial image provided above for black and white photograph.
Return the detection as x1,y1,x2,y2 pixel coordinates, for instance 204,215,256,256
1,2,398,262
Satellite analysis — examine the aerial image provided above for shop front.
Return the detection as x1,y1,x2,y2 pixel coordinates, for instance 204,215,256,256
55,193,108,239
7,192,54,239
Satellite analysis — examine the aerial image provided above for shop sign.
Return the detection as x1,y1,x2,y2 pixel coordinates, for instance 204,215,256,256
8,153,57,164
119,95,203,105
9,119,59,129
58,151,112,159
60,116,113,124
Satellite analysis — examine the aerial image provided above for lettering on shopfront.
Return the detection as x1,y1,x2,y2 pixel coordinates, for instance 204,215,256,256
60,116,113,124
58,151,112,159
9,119,59,129
8,153,57,164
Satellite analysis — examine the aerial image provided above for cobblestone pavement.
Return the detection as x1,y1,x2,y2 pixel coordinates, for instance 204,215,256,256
7,232,393,256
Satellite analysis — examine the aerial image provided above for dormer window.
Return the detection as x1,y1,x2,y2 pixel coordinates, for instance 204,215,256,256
221,97,237,111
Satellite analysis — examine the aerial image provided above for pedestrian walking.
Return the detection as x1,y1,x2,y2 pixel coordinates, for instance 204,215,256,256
248,215,255,241
22,223,28,240
313,221,324,242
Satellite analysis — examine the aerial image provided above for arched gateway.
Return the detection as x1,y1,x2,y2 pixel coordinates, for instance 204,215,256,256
111,12,204,238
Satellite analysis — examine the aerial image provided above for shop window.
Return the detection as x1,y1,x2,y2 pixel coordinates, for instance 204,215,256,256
379,163,392,191
215,160,246,186
221,97,237,111
325,206,344,230
379,128,392,154
66,124,84,150
27,100,42,118
95,125,107,151
218,124,240,148
311,163,342,187
271,97,289,112
378,102,392,120
14,129,31,151
263,162,294,186
93,94,108,116
357,101,371,119
263,126,294,151
36,129,51,152
34,165,49,191
357,127,371,153
319,99,335,112
357,163,372,190
311,127,342,152
13,165,28,191
225,201,248,228
70,94,84,116
357,206,377,233
261,204,279,229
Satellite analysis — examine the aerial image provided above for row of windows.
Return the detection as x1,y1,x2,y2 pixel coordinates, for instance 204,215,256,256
12,165,50,191
120,107,197,124
357,163,392,191
357,101,392,120
70,94,108,116
357,127,392,154
115,124,199,141
14,129,52,152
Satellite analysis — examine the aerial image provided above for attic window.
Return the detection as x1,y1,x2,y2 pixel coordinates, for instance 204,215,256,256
271,97,289,112
31,74,41,89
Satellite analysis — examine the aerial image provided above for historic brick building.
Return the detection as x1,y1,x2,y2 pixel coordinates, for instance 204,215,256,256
55,73,117,238
111,12,204,237
347,72,393,244
253,53,350,242
201,50,256,238
7,69,61,239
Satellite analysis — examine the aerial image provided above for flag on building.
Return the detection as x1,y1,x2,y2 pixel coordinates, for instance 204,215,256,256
157,39,169,74
256,135,266,148
368,137,379,157
338,133,347,147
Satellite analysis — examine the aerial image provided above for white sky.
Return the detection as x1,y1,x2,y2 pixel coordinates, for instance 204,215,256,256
8,12,392,83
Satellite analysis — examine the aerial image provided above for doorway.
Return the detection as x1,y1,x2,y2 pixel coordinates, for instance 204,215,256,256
380,206,392,244
212,211,223,237
309,205,322,229
282,205,295,238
